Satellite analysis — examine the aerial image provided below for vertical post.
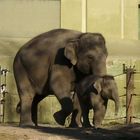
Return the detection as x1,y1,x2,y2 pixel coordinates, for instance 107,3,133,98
121,0,124,39
126,67,134,124
0,68,9,123
82,0,87,32
0,66,2,123
2,71,6,123
51,96,53,124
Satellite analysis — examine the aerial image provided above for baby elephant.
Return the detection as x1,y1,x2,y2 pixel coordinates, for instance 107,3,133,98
69,75,119,128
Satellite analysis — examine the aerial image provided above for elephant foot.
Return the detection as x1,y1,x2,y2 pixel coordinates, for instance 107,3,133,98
19,122,35,128
93,126,102,131
69,123,82,128
53,111,66,126
82,123,92,128
69,119,82,128
93,124,102,129
32,120,38,127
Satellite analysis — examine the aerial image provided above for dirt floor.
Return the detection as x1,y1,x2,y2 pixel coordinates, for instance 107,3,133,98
0,123,140,140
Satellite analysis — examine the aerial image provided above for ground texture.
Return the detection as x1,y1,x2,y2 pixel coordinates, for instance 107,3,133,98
0,124,140,140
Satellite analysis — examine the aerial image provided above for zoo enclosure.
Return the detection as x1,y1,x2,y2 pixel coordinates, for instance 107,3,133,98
103,64,140,124
0,64,140,125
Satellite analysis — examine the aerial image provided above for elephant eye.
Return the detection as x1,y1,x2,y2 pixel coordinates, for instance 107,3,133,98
87,55,94,60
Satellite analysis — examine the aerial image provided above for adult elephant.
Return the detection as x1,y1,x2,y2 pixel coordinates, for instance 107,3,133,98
13,28,108,127
69,75,119,128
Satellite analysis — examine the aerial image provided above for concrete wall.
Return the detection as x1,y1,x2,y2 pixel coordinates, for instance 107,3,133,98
124,0,138,40
61,0,139,40
87,0,121,39
0,0,60,38
61,0,82,31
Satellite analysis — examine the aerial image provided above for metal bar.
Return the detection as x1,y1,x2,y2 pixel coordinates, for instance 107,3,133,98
135,72,140,74
119,94,126,97
114,73,124,77
2,70,8,123
0,65,2,123
104,117,126,121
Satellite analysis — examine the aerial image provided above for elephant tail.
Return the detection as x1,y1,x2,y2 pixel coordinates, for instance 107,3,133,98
16,102,21,113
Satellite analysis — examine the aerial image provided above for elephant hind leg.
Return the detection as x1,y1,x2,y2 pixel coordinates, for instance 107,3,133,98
17,79,35,127
31,94,48,126
20,93,35,127
13,56,35,127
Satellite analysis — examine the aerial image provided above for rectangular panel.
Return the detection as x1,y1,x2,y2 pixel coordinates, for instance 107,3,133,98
0,0,60,38
61,0,82,31
87,0,121,39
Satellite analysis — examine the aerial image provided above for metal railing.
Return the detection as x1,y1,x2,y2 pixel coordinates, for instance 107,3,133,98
0,66,9,123
103,64,140,124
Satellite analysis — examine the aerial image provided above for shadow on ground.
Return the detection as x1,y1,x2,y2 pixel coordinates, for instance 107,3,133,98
1,123,140,140
34,123,140,140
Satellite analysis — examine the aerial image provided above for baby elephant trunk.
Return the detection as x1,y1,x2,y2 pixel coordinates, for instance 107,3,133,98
112,93,120,116
114,100,119,116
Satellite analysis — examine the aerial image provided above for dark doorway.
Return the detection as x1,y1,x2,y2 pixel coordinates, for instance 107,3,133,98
138,5,140,39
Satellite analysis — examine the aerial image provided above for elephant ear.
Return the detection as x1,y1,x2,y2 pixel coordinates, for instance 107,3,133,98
92,79,102,94
64,41,77,65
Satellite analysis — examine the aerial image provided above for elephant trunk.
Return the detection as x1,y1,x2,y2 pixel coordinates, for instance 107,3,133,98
112,93,120,116
114,100,119,116
92,58,107,76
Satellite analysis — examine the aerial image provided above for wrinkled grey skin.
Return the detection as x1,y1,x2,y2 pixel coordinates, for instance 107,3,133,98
13,29,108,127
70,75,119,128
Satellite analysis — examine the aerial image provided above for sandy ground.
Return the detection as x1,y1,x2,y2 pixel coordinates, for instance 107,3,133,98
0,124,140,140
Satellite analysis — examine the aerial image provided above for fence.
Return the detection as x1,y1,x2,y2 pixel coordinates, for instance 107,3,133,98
0,66,9,123
103,64,140,124
123,64,140,124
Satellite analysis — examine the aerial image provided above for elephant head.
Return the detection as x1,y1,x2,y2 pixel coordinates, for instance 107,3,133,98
93,75,119,115
64,33,108,76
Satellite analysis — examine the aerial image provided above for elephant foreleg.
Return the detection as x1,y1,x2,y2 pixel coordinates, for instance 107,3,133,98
93,101,108,129
53,95,73,125
69,93,82,127
50,66,75,126
82,106,91,127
